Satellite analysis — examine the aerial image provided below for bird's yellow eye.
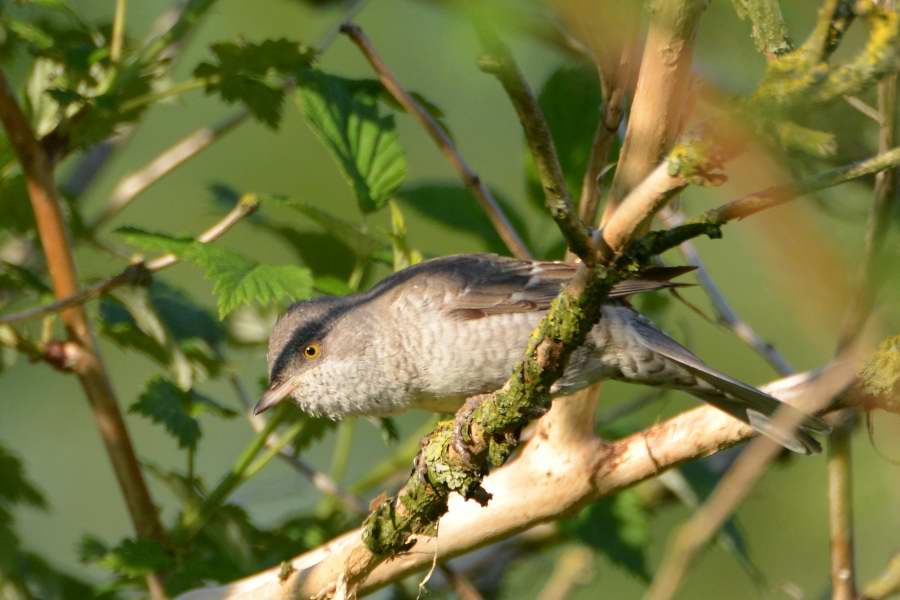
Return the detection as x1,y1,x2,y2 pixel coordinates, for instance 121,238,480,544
303,342,321,360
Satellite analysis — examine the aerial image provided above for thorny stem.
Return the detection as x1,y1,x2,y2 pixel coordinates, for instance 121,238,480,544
341,23,532,261
473,22,593,262
0,69,169,599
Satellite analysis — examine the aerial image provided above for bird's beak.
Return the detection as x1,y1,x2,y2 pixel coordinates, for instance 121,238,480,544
253,378,297,415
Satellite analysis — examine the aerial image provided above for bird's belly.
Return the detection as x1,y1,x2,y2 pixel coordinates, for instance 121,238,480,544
415,311,542,400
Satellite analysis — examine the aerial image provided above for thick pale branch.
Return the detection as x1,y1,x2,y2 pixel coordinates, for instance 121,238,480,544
601,0,708,222
0,195,259,324
0,70,168,599
340,23,532,261
176,355,865,600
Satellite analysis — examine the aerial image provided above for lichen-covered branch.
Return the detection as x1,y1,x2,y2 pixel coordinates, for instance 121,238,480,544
474,24,593,262
0,195,259,324
0,69,169,600
601,0,708,223
731,0,793,57
340,22,532,261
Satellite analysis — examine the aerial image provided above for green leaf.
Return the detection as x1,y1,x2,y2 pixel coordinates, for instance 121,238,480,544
395,182,534,255
561,489,650,581
0,443,46,509
525,65,605,211
81,536,173,578
130,377,202,450
130,377,236,451
117,227,314,318
195,38,315,128
295,71,407,213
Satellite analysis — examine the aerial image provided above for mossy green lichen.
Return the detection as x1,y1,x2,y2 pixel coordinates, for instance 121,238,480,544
858,335,900,412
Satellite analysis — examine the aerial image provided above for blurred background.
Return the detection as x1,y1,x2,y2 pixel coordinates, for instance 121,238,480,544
1,0,899,597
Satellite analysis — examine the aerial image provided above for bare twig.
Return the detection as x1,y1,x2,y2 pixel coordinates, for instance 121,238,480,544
90,111,246,229
828,419,857,600
828,47,897,600
862,553,900,600
340,23,532,261
0,69,168,600
474,23,593,262
660,209,793,375
0,195,259,324
601,0,708,224
697,146,900,225
230,375,365,515
110,0,127,63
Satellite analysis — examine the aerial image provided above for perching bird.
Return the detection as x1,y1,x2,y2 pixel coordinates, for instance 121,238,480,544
256,253,829,454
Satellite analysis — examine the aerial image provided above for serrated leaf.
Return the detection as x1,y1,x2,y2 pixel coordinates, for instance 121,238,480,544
130,377,202,450
289,414,335,454
195,38,315,128
561,489,650,581
82,537,173,578
525,65,605,211
295,71,407,213
117,227,314,318
395,182,533,255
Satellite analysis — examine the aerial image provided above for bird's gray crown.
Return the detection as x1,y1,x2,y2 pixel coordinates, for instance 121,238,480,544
266,295,356,385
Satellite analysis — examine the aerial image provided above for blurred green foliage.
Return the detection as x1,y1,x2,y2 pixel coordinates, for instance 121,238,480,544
0,0,898,598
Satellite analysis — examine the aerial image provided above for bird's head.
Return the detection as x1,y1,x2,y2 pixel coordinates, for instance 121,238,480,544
253,295,353,415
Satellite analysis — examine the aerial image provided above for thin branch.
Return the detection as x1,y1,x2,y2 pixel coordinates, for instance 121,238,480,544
0,195,259,324
829,51,897,600
696,146,900,226
340,23,532,261
473,23,592,262
438,564,485,600
862,553,900,600
175,351,868,600
601,0,708,223
537,546,592,600
0,69,168,599
230,375,365,515
660,209,793,375
828,418,857,600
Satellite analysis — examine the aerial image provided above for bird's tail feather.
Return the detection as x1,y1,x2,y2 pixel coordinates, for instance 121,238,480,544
629,316,831,454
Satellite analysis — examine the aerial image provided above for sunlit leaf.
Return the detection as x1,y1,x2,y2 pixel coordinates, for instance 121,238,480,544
117,227,314,318
295,71,407,213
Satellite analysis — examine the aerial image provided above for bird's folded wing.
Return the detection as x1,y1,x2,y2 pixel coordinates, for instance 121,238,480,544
444,255,694,320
